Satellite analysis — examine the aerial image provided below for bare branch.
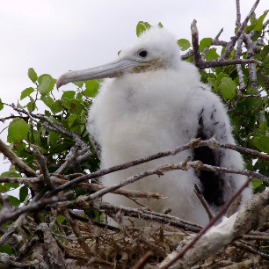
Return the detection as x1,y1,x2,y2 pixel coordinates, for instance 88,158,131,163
158,176,253,268
64,211,93,258
95,201,201,233
49,136,269,196
194,184,214,220
236,0,241,28
220,0,260,60
32,145,53,189
191,19,202,66
0,138,36,177
196,58,260,69
0,191,72,227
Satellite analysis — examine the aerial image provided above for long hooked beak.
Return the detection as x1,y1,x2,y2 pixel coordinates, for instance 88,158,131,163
56,58,144,89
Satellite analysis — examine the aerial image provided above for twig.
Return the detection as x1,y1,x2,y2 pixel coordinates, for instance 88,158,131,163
158,176,253,268
139,238,168,256
220,0,260,59
0,253,36,269
32,145,53,189
64,211,93,258
194,184,214,220
11,105,90,151
49,136,269,196
196,58,261,69
234,241,269,261
236,0,241,28
134,251,154,269
95,202,201,233
0,191,72,227
55,145,92,175
191,19,202,66
0,138,36,177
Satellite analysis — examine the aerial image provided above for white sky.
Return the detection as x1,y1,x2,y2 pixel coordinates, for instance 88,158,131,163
0,0,268,173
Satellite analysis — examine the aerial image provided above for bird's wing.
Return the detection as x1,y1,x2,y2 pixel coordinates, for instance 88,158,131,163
191,87,246,206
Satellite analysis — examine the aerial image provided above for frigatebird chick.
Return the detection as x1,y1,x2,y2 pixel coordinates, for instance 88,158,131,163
57,27,252,226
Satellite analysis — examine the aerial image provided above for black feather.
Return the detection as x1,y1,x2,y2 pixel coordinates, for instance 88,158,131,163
193,116,224,206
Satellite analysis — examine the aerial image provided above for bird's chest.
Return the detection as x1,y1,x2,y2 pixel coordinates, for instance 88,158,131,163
101,86,195,155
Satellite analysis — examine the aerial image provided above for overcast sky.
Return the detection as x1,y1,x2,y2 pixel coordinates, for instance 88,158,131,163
0,0,268,173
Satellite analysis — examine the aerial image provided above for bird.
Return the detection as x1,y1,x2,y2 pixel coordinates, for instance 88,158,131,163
57,26,252,226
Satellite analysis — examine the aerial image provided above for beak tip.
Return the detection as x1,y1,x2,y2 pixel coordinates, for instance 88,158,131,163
56,80,61,90
56,74,66,90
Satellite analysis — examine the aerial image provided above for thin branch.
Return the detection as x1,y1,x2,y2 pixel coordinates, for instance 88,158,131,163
134,251,154,269
191,19,202,66
49,136,269,196
11,105,90,151
32,145,53,189
0,253,36,269
220,0,260,59
0,191,72,227
0,138,36,177
194,184,214,220
64,211,93,258
158,176,253,268
234,241,269,261
236,0,241,28
196,58,261,69
95,202,201,233
55,145,92,174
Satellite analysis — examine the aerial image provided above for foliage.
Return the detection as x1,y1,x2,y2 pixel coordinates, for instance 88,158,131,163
0,5,269,268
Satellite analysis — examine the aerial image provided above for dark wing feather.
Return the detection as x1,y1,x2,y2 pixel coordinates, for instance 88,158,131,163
193,114,224,206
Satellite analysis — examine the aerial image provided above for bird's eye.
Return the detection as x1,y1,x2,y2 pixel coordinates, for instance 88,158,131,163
138,50,148,58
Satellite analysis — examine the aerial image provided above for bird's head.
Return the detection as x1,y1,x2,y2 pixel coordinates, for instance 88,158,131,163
57,26,181,89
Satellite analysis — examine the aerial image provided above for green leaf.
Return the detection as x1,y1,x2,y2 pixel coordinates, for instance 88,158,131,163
252,178,263,189
136,21,151,37
205,48,219,61
0,244,12,255
68,114,79,128
73,81,84,88
20,87,34,100
69,99,83,114
215,72,229,89
28,68,38,82
57,216,66,224
8,195,21,207
48,132,59,148
20,186,28,202
158,22,163,28
237,96,263,116
38,74,56,95
177,39,191,51
62,91,76,100
254,10,268,31
84,80,99,97
38,75,51,95
29,129,41,146
207,77,215,87
218,77,237,100
261,45,269,59
199,38,212,52
250,13,256,25
8,118,30,142
250,134,269,153
0,98,3,111
52,101,63,113
5,182,19,189
41,95,54,109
